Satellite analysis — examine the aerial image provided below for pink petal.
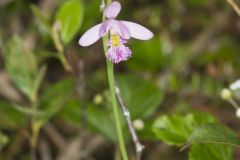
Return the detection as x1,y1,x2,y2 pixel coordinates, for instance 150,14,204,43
107,20,130,39
99,20,113,37
99,20,130,40
121,21,153,40
79,23,102,47
117,21,130,39
105,1,121,19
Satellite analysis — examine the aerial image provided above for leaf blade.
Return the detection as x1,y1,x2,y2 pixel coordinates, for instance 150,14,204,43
117,74,164,119
56,0,84,44
189,144,233,160
185,123,240,149
152,113,216,146
4,35,37,99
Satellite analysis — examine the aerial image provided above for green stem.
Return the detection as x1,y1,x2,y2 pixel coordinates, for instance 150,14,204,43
52,23,72,72
106,60,128,160
102,0,128,159
30,96,39,160
101,2,128,157
58,52,72,72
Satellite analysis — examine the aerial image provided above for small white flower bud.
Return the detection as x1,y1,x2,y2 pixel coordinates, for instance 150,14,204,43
221,88,232,100
236,108,240,118
133,119,144,130
93,94,103,104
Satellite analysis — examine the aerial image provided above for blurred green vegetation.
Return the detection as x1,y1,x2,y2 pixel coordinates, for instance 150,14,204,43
0,0,240,159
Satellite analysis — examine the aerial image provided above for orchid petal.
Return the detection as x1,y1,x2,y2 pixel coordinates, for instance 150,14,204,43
117,21,130,39
108,20,130,39
99,20,113,37
99,20,130,40
79,23,102,46
105,1,121,19
121,21,153,40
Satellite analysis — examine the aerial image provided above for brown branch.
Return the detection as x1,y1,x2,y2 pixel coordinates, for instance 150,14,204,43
226,0,240,16
115,85,144,160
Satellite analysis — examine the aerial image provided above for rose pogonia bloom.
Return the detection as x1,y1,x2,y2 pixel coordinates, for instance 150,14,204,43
79,1,153,63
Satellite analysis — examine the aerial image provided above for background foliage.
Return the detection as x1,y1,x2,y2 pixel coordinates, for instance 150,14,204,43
0,0,240,159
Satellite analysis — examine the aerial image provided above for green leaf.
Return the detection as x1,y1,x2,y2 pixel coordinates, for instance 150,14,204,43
189,144,233,160
0,101,26,128
185,123,240,149
56,0,84,44
117,74,164,119
152,113,216,146
4,35,37,100
87,104,116,141
39,78,75,124
58,99,82,127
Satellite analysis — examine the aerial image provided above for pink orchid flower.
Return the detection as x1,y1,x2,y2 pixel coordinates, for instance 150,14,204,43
79,1,153,63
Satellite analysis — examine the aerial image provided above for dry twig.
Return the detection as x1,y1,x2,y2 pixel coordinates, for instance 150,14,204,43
115,85,144,160
226,0,240,16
